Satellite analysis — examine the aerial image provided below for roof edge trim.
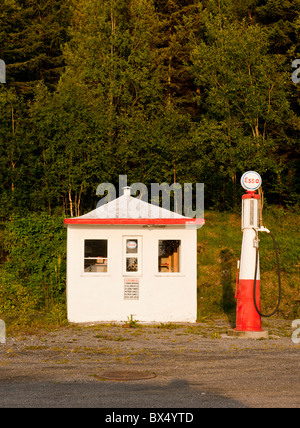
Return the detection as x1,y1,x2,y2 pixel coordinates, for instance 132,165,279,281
64,218,205,226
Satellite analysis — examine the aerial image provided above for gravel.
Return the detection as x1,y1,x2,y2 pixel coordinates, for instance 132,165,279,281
0,319,299,408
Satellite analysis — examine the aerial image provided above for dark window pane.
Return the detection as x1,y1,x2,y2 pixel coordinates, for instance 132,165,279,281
84,240,108,273
126,257,138,272
158,240,180,273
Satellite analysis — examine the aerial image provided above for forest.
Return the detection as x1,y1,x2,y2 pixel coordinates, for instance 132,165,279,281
0,0,299,324
0,0,299,218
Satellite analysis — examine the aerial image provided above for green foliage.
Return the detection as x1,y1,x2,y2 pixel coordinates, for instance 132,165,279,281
0,0,71,93
0,0,299,215
190,6,299,208
2,214,66,315
197,209,300,321
124,314,140,328
0,0,299,331
0,268,39,326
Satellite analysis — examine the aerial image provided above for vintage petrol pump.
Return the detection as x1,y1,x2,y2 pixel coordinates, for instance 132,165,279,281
234,171,281,338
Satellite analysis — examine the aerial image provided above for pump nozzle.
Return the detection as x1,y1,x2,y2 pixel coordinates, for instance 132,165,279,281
257,226,270,234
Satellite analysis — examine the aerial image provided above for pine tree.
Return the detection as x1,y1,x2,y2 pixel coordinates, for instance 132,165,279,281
252,0,300,55
152,0,202,112
0,0,71,94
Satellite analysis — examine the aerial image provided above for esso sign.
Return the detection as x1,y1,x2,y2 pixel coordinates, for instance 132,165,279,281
127,241,137,250
241,171,262,191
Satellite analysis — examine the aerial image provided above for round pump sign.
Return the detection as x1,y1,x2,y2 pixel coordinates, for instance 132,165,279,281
241,171,262,191
127,240,137,250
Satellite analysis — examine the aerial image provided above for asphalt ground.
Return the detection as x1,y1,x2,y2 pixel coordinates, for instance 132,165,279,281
0,319,299,409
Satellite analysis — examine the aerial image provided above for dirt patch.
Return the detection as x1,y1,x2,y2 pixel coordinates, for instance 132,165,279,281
0,319,295,383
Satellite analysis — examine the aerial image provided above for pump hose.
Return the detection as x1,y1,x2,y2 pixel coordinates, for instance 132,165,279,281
253,230,282,318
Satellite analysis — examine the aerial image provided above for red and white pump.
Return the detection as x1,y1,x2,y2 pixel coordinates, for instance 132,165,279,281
234,171,281,337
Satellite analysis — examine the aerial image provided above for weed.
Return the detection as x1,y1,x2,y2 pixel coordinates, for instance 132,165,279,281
123,315,140,328
157,322,182,329
94,333,127,341
211,332,222,339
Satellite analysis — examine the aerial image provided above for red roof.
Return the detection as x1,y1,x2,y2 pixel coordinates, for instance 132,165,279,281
64,218,205,226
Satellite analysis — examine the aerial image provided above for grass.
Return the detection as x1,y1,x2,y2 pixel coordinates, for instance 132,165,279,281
94,333,128,341
197,207,300,322
0,208,299,334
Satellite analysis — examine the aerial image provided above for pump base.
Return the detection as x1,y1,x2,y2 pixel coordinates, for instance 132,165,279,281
227,329,269,339
236,279,262,332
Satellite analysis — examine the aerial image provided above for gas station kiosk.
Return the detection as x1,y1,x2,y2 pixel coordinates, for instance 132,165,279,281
64,187,204,324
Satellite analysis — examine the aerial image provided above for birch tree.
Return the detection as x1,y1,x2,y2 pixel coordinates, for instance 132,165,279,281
190,6,297,206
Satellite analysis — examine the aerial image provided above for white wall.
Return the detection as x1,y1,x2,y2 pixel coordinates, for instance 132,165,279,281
66,225,197,323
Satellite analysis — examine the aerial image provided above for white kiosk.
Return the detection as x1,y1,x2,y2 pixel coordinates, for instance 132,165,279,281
64,188,204,324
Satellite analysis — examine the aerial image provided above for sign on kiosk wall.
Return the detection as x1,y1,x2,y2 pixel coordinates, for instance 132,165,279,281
241,171,262,192
124,278,139,300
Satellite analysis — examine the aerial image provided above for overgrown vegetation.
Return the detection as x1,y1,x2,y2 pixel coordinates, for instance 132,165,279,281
0,214,67,328
197,208,300,323
0,209,298,332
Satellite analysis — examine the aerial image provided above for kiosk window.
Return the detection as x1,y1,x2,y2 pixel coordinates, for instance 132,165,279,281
158,240,180,273
84,240,108,273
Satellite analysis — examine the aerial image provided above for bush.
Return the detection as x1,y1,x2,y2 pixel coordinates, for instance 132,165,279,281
0,214,66,325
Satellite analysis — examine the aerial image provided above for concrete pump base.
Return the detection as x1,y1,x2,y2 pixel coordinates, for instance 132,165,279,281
226,329,269,340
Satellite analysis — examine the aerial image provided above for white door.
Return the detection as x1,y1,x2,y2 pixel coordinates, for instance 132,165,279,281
122,236,142,276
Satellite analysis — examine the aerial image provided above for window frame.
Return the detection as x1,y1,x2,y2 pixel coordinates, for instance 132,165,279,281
157,239,182,275
122,236,142,277
82,238,110,276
